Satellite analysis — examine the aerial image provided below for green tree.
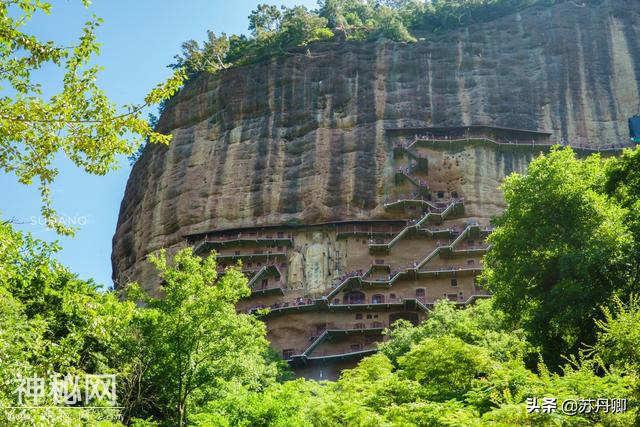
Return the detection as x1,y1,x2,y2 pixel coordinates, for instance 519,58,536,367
594,296,640,376
171,32,230,77
380,299,530,364
373,5,416,42
0,221,136,425
279,6,333,47
592,296,640,424
398,336,494,401
225,34,252,64
606,146,640,282
0,220,136,374
190,379,321,426
0,0,185,235
0,287,46,413
482,147,635,368
302,354,416,426
248,4,282,37
126,248,279,427
470,357,635,426
171,39,206,77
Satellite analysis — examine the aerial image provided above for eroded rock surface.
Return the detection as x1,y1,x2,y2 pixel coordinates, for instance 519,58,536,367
113,0,640,289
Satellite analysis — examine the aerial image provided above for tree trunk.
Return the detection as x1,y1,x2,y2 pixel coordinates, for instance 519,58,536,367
179,404,184,427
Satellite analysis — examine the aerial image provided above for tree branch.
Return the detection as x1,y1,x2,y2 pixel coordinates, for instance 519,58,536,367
0,102,150,124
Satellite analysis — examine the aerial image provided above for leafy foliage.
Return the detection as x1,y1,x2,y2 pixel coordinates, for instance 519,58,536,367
172,5,335,78
0,0,185,235
594,296,640,375
4,1,640,425
194,298,636,426
7,144,640,425
123,249,280,426
172,0,571,81
380,299,531,364
482,147,636,367
0,221,137,425
0,223,281,426
399,336,495,400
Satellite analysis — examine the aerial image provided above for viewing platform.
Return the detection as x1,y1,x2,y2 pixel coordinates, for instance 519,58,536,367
382,195,463,213
288,326,385,366
288,345,379,367
215,250,288,261
387,125,552,143
251,289,491,319
192,232,293,255
335,223,406,240
418,264,483,277
387,125,635,153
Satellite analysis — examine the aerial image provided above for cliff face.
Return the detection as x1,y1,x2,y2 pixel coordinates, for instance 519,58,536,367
113,0,640,288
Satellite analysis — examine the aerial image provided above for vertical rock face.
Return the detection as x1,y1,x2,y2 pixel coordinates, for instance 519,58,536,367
113,0,640,290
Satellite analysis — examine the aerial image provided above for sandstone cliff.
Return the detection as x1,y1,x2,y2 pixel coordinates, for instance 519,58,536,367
113,0,640,288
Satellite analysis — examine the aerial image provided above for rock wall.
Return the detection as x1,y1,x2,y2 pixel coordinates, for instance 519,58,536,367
113,0,640,289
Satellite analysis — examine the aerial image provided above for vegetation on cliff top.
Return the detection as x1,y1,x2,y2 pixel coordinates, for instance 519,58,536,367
129,0,581,164
170,0,569,79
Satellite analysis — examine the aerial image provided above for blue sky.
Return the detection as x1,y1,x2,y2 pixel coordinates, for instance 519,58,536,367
1,0,316,288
